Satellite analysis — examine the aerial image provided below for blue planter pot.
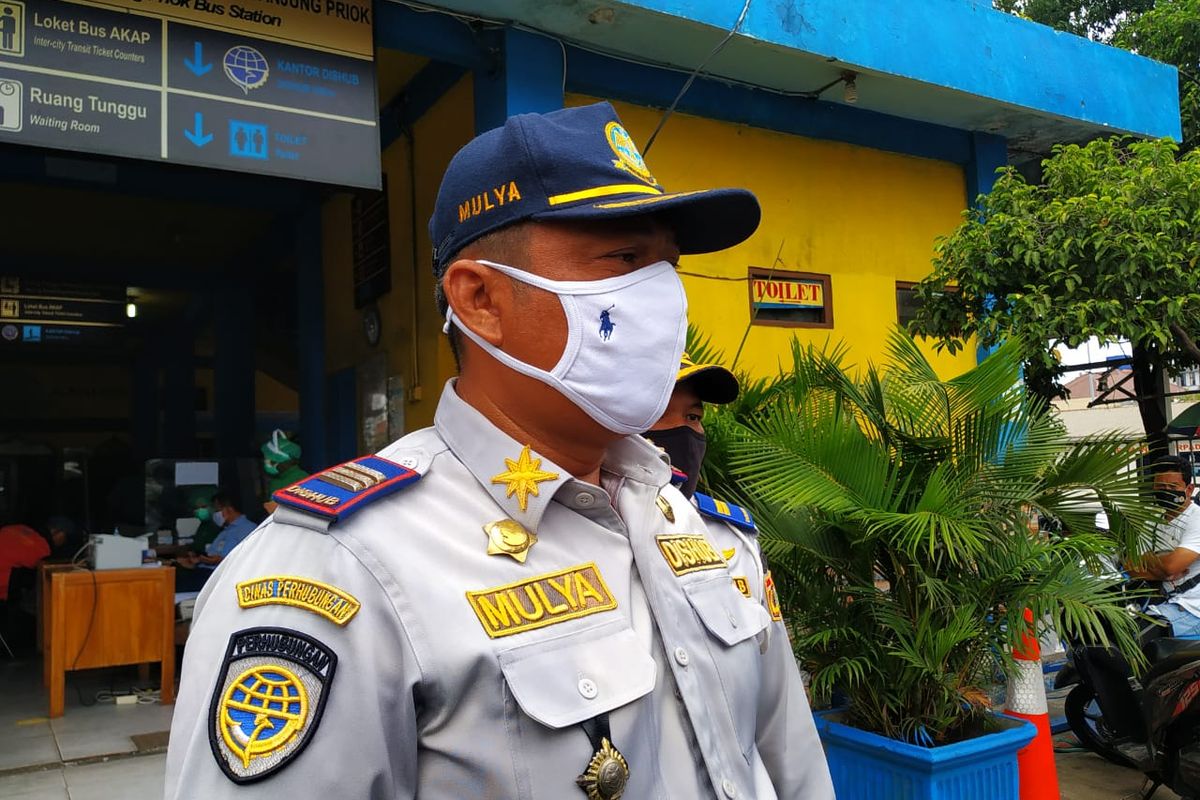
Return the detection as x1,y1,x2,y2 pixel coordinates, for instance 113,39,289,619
814,710,1036,800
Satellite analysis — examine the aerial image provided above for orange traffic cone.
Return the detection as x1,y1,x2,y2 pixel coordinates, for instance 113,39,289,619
1006,608,1061,800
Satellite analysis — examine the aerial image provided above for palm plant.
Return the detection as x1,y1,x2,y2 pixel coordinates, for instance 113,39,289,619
695,327,1159,745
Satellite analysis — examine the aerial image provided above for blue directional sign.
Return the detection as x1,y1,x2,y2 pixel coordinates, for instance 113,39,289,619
184,112,212,148
183,41,212,77
0,0,380,188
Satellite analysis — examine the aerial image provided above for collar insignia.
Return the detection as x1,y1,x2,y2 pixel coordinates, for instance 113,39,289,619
576,736,629,800
655,495,675,523
721,547,736,561
491,445,559,512
484,519,538,563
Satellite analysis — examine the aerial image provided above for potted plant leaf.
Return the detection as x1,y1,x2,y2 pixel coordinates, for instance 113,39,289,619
696,329,1157,800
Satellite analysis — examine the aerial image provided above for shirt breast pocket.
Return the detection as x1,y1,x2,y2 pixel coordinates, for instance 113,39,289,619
682,574,771,752
497,620,659,799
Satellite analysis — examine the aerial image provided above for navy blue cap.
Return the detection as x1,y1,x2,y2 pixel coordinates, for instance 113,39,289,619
429,102,761,272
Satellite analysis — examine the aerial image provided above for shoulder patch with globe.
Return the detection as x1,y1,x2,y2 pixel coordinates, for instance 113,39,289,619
208,627,337,783
224,45,270,94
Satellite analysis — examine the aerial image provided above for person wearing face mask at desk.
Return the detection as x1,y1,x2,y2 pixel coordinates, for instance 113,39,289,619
175,492,257,591
1128,456,1200,636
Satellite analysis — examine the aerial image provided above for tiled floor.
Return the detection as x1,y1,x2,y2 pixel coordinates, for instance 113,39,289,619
0,656,171,799
0,756,166,800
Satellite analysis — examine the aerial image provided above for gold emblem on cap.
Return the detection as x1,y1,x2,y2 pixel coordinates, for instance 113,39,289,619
576,737,629,800
655,495,675,523
491,445,559,512
604,121,656,186
484,519,538,563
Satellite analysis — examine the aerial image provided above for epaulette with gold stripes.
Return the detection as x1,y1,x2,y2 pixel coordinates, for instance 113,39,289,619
272,456,422,523
693,491,756,532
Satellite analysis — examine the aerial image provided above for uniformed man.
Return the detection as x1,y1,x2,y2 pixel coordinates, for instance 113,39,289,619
164,101,834,800
643,354,784,643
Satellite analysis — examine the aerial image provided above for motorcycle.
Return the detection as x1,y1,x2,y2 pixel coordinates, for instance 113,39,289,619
1055,591,1200,799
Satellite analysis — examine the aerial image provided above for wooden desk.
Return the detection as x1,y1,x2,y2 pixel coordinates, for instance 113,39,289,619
36,562,77,657
45,566,176,718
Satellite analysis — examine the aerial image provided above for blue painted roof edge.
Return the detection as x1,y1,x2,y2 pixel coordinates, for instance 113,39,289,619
624,0,1182,142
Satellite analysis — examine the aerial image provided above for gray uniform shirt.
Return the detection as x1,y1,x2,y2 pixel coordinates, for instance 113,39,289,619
164,381,833,799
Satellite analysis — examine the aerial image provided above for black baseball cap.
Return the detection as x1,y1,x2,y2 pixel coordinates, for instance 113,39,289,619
429,101,761,272
677,352,739,404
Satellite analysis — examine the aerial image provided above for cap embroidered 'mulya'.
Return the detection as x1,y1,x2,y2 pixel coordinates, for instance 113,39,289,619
458,181,522,224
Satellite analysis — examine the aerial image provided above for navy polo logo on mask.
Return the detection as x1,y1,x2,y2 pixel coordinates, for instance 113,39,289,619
599,305,615,341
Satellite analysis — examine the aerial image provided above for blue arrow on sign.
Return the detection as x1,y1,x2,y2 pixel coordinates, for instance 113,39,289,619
183,41,212,76
183,112,213,147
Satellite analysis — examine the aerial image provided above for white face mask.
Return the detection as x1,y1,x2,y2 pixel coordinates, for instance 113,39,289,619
212,511,226,528
445,259,688,435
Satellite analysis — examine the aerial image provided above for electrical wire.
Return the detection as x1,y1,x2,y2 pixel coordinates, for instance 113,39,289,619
70,564,98,708
677,271,749,282
642,0,752,156
731,239,787,370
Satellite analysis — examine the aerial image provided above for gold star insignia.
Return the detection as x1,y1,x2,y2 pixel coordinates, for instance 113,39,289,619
491,445,559,512
722,547,736,561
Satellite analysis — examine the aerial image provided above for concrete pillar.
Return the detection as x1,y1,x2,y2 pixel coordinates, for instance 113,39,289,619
214,287,256,457
162,326,196,457
296,204,327,472
474,28,564,134
966,131,1008,206
130,347,160,460
966,131,1008,365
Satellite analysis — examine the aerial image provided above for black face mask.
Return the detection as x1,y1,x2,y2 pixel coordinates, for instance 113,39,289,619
645,426,707,499
1157,489,1189,511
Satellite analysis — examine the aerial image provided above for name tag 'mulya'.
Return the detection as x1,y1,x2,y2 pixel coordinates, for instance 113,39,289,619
467,563,617,638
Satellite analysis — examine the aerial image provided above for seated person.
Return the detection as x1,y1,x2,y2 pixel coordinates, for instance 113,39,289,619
1127,456,1200,636
0,521,50,602
175,492,256,591
44,516,81,561
187,491,220,555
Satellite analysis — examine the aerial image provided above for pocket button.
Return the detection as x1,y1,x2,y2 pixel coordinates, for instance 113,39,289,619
577,677,599,699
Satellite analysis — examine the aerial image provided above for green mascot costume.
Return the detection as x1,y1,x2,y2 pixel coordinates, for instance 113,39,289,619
261,430,308,512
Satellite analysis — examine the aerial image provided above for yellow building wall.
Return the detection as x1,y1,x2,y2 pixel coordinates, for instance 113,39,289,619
571,96,977,379
322,83,977,453
322,73,475,441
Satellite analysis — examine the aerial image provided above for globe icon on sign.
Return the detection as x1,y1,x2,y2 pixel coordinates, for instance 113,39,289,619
223,46,270,95
220,666,308,768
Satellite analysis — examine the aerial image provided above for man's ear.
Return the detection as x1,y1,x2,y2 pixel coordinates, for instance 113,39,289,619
443,259,510,347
